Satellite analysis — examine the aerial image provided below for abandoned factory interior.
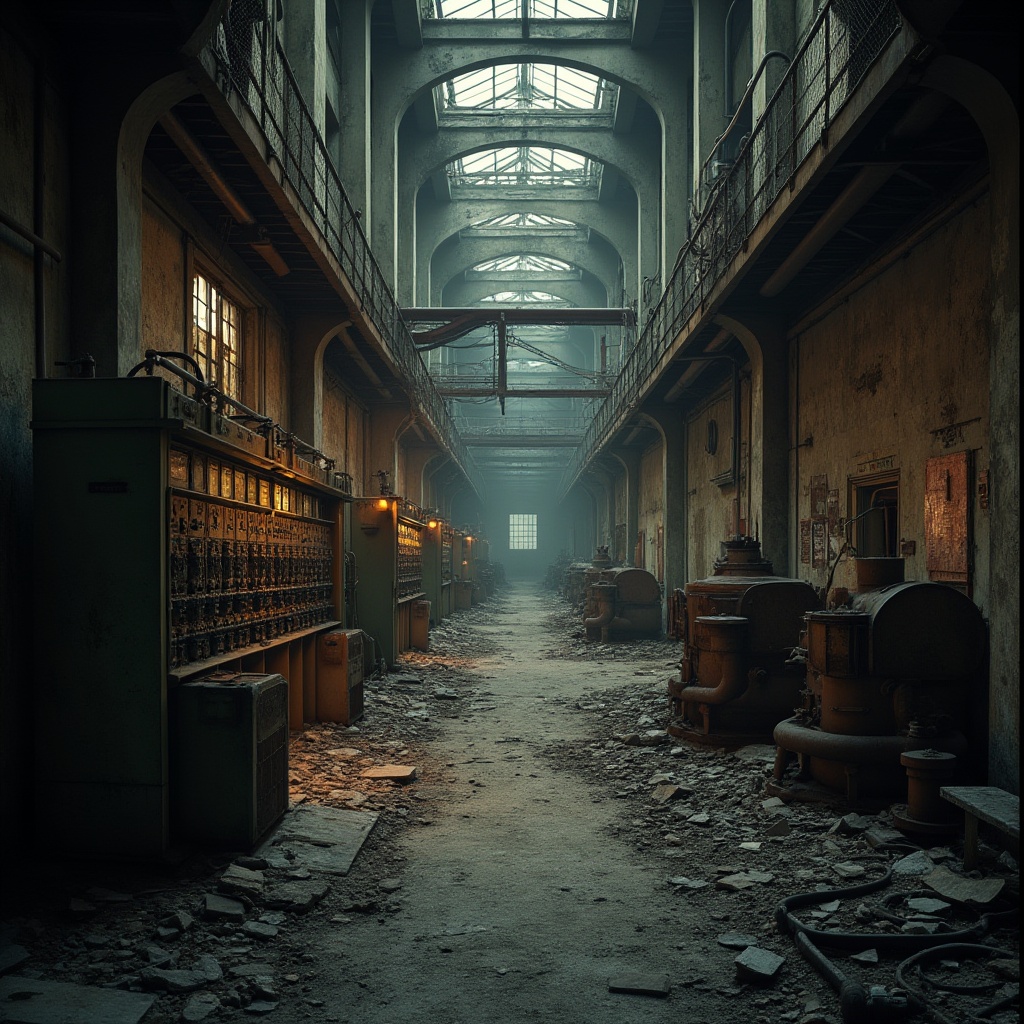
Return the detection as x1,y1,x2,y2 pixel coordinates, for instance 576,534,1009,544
0,0,1019,1022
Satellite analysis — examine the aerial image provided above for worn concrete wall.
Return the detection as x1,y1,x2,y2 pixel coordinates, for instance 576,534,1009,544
637,439,664,578
685,386,744,579
321,371,367,496
790,197,991,608
140,197,184,360
0,23,70,863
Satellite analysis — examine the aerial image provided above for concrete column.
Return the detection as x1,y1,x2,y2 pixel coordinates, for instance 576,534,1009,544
716,312,790,572
370,67,399,290
751,0,795,121
660,59,694,287
693,0,727,197
639,404,687,620
366,402,413,496
396,127,419,306
339,0,374,226
610,450,641,565
283,0,326,137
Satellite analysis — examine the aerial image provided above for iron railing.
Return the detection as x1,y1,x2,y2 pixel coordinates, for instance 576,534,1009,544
206,0,475,485
559,0,902,495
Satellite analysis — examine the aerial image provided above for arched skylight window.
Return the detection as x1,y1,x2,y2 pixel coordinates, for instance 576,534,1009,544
469,254,574,273
479,290,573,305
468,214,577,230
433,1,621,19
449,147,601,193
440,64,611,111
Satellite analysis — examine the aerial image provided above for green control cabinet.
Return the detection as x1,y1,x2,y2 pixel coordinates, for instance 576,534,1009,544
31,377,346,858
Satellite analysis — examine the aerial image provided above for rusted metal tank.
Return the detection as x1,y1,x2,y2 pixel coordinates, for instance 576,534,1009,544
583,567,662,641
772,581,986,803
712,535,774,576
668,574,820,745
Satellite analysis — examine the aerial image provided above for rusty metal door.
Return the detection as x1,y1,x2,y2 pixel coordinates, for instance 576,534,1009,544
925,451,971,591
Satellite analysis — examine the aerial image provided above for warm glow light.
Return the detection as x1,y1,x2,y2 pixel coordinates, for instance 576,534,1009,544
428,520,438,529
466,536,473,542
376,498,389,510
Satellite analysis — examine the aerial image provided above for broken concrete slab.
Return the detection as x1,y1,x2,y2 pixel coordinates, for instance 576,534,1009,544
849,949,879,964
717,933,758,949
360,765,417,781
734,946,785,984
181,992,220,1022
262,879,330,913
0,976,155,1023
202,893,246,922
607,972,671,997
258,804,378,876
921,865,1005,904
138,967,209,994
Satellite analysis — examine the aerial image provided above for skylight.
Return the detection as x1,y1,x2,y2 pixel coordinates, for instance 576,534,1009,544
470,254,574,272
440,64,611,111
433,0,620,19
449,146,601,191
479,290,573,304
470,214,577,230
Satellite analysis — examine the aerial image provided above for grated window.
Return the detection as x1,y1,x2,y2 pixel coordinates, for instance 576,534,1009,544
509,513,538,550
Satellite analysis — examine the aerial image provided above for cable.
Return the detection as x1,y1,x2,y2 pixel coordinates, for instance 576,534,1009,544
894,943,1018,1024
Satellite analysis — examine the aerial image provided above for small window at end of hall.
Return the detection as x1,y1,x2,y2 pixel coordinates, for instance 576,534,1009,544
192,270,242,401
509,513,537,550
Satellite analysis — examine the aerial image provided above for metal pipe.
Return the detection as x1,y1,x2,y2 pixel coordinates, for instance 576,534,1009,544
0,209,62,263
699,49,792,192
723,0,742,115
34,55,46,379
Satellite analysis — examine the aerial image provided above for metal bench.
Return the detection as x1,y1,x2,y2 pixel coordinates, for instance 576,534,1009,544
940,786,1020,869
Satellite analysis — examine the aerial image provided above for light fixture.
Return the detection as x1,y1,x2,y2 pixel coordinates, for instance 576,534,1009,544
376,498,389,510
428,520,438,529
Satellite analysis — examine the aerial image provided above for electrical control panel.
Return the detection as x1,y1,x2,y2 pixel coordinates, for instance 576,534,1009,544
31,376,347,858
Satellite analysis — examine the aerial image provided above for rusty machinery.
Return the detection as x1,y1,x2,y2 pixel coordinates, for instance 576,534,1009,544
583,567,663,641
667,537,821,747
770,558,987,813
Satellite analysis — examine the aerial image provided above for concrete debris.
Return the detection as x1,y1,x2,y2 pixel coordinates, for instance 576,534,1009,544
717,933,759,949
892,851,936,875
849,949,879,964
181,991,221,1022
667,876,709,890
734,946,785,984
139,966,212,993
0,977,155,1022
922,865,1005,904
651,783,686,803
203,894,246,922
360,765,418,781
607,972,671,997
262,880,330,913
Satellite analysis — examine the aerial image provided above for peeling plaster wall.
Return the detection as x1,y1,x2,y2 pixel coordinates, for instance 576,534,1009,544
685,386,745,579
141,197,184,362
790,196,991,609
322,373,367,496
637,439,664,578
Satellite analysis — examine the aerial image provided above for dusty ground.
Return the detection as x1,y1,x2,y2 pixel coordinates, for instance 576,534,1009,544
0,581,1018,1024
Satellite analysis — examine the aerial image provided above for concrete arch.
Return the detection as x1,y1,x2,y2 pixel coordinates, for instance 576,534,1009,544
432,240,619,306
290,315,355,451
711,313,787,573
415,195,638,305
414,196,639,305
79,72,201,375
373,44,692,295
441,278,607,309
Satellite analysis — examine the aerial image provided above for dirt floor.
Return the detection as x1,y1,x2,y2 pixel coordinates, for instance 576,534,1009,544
0,581,1019,1024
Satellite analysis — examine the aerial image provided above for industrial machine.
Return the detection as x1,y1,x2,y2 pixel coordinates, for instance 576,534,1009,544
170,672,289,848
31,374,348,858
583,567,663,641
667,538,820,746
348,496,428,667
771,563,987,804
316,629,364,725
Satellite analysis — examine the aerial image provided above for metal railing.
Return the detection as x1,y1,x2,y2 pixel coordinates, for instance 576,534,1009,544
559,0,902,495
207,0,475,483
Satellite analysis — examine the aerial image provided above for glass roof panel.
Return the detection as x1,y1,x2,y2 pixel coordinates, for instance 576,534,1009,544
470,254,574,272
441,64,609,111
479,290,573,304
470,214,577,229
449,145,601,190
433,0,619,19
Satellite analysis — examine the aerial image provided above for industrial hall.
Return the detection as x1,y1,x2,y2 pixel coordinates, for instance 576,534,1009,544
0,0,1019,1022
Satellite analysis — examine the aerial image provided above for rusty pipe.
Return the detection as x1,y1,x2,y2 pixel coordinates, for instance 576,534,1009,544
583,583,616,631
773,717,969,769
678,615,749,705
